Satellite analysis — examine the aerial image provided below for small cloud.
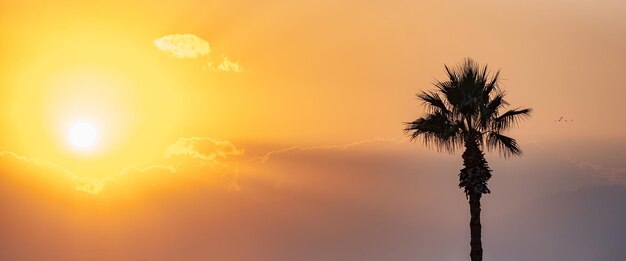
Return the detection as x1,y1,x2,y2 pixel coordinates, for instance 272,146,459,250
208,57,243,73
154,34,211,59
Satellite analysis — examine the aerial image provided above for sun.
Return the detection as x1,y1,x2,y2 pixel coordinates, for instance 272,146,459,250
67,121,98,150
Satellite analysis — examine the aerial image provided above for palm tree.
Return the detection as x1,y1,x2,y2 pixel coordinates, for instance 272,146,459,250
404,58,531,261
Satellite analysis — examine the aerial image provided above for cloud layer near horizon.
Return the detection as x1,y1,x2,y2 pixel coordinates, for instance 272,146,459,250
2,137,625,196
1,138,625,260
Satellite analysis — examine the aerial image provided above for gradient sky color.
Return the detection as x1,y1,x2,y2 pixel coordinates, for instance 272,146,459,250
1,0,625,260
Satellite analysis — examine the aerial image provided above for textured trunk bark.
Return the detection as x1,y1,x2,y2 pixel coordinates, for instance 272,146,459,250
469,192,483,261
459,135,490,261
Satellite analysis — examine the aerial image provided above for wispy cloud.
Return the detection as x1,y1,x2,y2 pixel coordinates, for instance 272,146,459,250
0,151,107,194
248,137,405,163
522,141,626,185
208,57,243,73
154,34,211,59
165,137,243,167
0,136,245,195
569,160,626,185
0,138,404,195
5,138,624,196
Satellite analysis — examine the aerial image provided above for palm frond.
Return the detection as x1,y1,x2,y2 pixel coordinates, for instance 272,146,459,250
444,65,459,84
479,92,508,128
492,108,532,130
417,91,450,114
404,112,462,152
486,132,522,157
436,58,502,118
483,70,500,99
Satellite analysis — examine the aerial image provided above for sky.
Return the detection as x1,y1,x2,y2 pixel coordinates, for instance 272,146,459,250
1,0,626,260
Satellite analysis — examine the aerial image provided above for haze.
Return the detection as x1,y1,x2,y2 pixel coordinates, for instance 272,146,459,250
1,0,625,260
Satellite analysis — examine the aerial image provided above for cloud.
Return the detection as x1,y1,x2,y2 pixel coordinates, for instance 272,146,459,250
248,137,405,163
3,138,626,260
0,137,244,195
4,136,623,199
73,176,112,194
155,34,244,73
0,138,406,196
165,137,243,169
208,57,243,73
522,141,626,186
0,151,106,194
0,139,454,261
569,160,626,185
109,137,243,192
154,34,211,59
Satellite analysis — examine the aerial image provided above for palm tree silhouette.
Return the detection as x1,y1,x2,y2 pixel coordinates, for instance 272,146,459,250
404,58,531,261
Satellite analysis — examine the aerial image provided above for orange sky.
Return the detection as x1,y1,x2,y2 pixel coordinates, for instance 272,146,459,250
1,0,626,260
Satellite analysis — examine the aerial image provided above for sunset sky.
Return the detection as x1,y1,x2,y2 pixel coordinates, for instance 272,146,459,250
1,0,626,260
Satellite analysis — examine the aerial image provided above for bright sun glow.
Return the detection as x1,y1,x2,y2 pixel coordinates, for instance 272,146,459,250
68,121,98,150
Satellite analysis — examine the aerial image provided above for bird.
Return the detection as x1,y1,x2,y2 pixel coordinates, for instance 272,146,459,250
554,116,573,123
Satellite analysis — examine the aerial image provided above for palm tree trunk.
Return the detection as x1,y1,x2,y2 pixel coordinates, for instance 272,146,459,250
469,191,483,261
459,136,491,261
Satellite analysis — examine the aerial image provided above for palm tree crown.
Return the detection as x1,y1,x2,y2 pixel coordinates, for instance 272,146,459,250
404,58,531,194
